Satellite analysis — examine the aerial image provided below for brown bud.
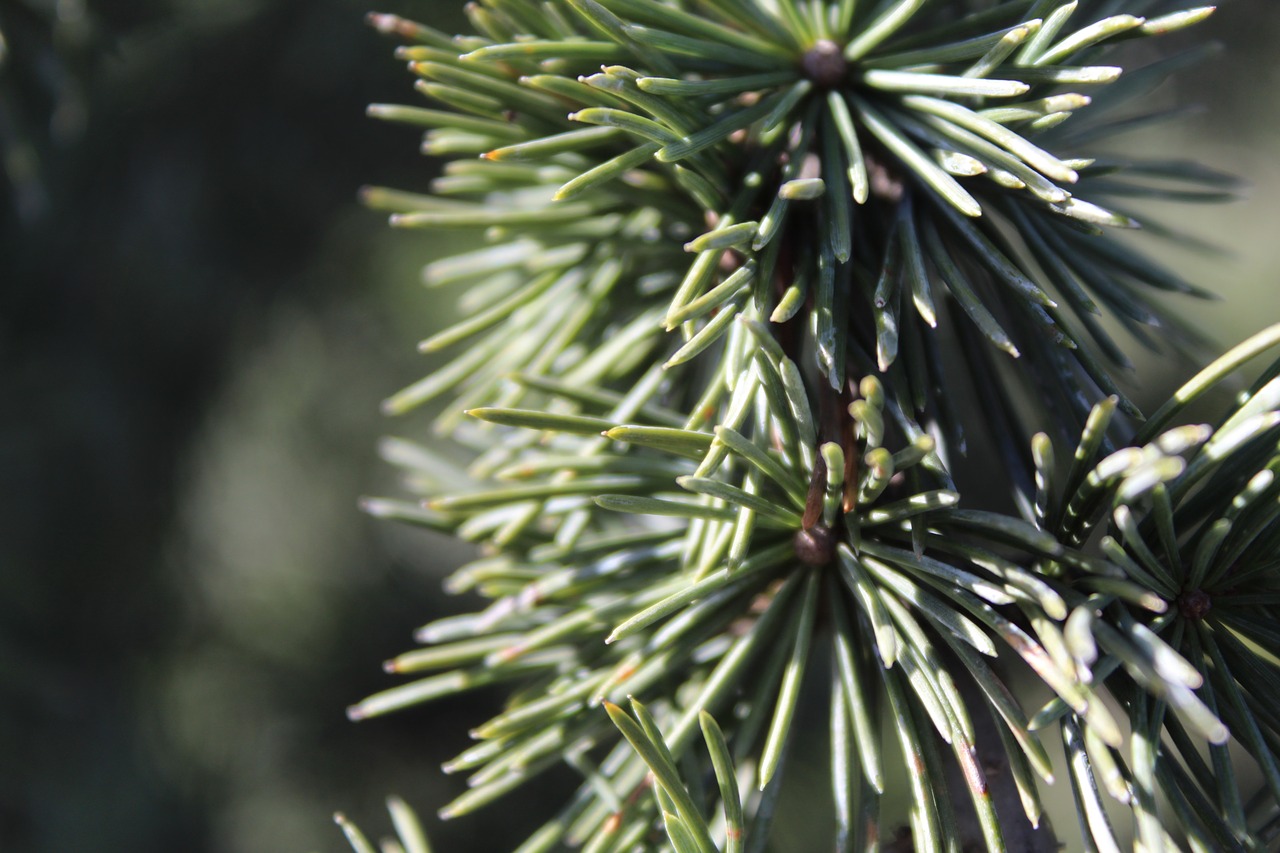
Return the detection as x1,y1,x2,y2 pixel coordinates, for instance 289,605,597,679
794,524,837,566
801,40,848,89
1178,589,1212,621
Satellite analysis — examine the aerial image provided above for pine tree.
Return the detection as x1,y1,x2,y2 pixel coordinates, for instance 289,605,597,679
343,2,1280,850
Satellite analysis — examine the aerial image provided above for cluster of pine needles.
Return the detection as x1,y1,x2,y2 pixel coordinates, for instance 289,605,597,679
342,1,1280,851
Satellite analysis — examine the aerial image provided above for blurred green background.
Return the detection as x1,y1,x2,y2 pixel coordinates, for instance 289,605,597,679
0,1,1276,851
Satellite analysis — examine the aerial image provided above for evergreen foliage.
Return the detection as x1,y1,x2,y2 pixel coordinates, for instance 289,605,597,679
346,2,1280,850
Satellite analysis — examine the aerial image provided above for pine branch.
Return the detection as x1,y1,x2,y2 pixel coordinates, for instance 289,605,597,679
341,3,1280,851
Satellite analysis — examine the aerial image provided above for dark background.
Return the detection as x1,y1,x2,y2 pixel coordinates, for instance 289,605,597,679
0,1,1276,851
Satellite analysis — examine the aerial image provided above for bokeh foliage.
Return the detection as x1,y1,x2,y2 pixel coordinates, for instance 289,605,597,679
3,1,1279,852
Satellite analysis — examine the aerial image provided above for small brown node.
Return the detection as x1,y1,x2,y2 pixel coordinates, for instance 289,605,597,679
1178,588,1212,621
801,39,848,89
794,524,837,566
